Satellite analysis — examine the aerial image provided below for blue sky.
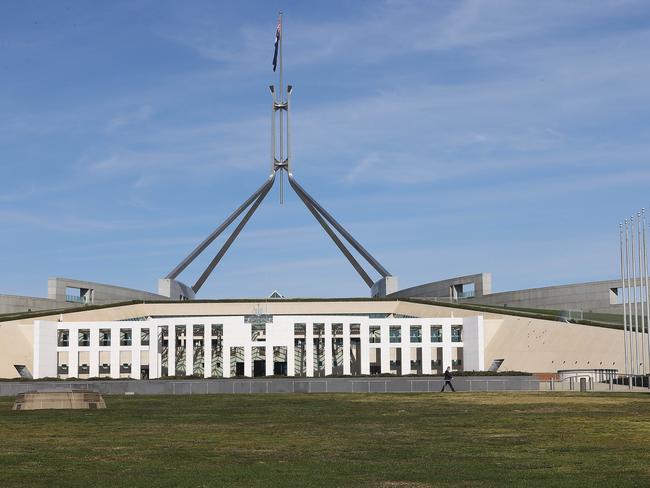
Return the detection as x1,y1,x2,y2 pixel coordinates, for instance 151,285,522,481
1,0,650,299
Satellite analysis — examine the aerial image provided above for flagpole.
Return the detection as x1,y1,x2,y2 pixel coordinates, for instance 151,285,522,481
625,219,633,377
644,209,650,378
621,223,629,375
278,12,284,204
630,215,639,381
636,212,646,375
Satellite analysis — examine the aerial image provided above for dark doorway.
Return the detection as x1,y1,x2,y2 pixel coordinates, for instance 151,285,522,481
253,360,266,377
235,362,245,376
274,362,287,376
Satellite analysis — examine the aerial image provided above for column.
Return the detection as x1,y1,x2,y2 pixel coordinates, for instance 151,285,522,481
266,346,274,376
360,321,370,375
244,346,252,377
185,325,193,377
222,345,231,378
131,325,141,379
168,325,176,377
422,324,432,375
380,324,390,373
305,321,314,377
110,324,120,379
149,324,159,379
89,327,99,378
342,323,351,376
69,327,79,378
324,322,333,376
401,324,411,375
287,337,295,377
204,327,212,379
442,322,452,371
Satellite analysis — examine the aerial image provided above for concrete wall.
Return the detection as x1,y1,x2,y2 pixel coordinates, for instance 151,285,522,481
391,273,492,300
0,294,77,314
0,277,168,315
0,376,539,397
48,277,165,305
463,279,621,315
391,275,623,315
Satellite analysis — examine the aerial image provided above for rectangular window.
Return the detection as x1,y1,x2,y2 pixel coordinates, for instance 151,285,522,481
369,326,381,343
430,326,442,343
57,329,69,347
294,323,306,336
350,324,360,335
332,323,343,336
252,324,266,341
211,324,223,338
410,325,422,343
99,329,111,347
141,328,149,346
193,324,204,337
120,328,132,346
389,326,401,343
78,329,90,347
452,327,462,343
313,324,325,337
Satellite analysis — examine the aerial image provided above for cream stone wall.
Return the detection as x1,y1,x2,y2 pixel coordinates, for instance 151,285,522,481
0,299,627,378
0,323,35,378
484,315,625,373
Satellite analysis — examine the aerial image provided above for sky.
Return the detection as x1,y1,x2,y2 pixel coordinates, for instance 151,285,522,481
1,0,650,299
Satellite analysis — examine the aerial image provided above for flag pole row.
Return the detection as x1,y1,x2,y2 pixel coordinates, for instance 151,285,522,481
620,208,650,378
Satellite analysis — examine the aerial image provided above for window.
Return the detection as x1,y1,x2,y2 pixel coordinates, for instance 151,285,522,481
294,323,306,336
99,329,111,347
369,326,380,343
410,326,422,343
430,326,442,343
57,330,69,347
141,328,149,346
211,324,223,337
120,328,132,346
78,329,90,347
332,323,343,336
350,324,360,335
252,324,266,341
452,327,462,343
389,326,401,343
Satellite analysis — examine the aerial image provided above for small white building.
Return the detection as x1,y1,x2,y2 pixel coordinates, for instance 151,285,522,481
33,314,484,380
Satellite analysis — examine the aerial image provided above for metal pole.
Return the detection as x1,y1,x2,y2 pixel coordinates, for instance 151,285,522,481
644,209,650,380
270,86,276,176
289,175,392,278
165,176,274,280
287,85,292,175
192,177,275,293
293,186,374,288
620,223,629,375
625,220,634,376
632,215,640,376
638,212,647,375
278,12,284,204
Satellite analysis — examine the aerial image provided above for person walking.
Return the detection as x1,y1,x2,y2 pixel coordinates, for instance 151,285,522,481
440,366,456,392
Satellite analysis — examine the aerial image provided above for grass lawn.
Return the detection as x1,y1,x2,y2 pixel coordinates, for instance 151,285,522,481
0,392,649,487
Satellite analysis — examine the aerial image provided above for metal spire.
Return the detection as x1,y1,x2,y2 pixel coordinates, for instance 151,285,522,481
164,14,393,297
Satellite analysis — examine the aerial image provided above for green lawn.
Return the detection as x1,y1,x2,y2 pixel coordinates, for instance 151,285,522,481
0,392,649,487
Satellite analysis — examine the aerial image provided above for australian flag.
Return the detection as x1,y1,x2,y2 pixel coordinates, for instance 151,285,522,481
272,18,281,71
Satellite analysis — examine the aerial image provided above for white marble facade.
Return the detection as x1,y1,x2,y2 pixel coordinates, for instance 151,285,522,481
33,315,484,379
